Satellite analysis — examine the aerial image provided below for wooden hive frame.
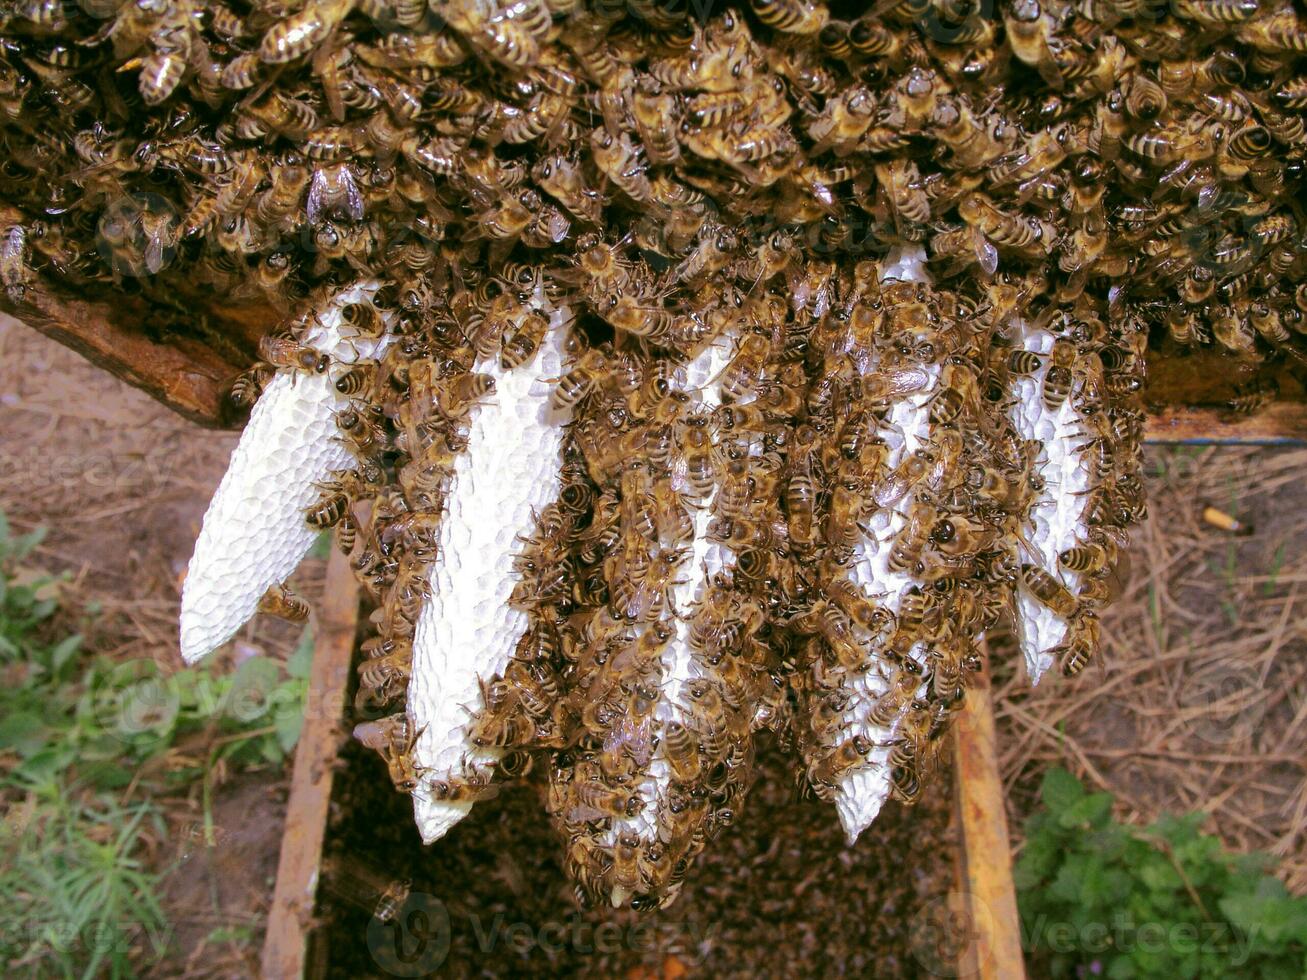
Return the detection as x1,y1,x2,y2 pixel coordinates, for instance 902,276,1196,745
6,250,1305,441
4,269,1304,978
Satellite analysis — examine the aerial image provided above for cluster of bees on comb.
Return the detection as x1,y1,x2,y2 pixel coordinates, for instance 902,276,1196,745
3,0,1307,911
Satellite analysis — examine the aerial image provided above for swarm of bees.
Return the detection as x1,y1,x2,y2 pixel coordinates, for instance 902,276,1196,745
5,0,1307,910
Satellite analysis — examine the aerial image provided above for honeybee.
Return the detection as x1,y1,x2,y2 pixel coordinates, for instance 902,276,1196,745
873,450,935,509
875,159,932,237
353,714,422,793
889,499,938,575
929,358,980,425
259,0,355,64
1164,306,1205,346
807,84,876,156
675,224,738,284
1004,0,1064,86
662,719,702,782
590,127,654,206
307,468,377,529
1059,533,1118,574
475,189,539,241
826,578,893,639
600,293,673,341
718,333,770,403
336,405,386,454
611,547,682,621
1224,377,1279,417
1007,349,1042,376
434,372,496,420
824,476,867,553
373,879,412,924
357,649,412,710
1124,126,1215,165
868,673,918,729
890,757,922,805
337,298,386,343
551,349,610,409
136,48,189,107
631,77,681,167
500,311,548,370
531,153,605,226
1210,305,1258,357
334,363,378,397
1042,338,1076,411
259,333,330,374
673,414,718,500
959,192,1055,256
929,515,996,560
1021,563,1079,619
429,765,501,802
750,0,827,33
229,363,275,410
1054,610,1101,677
305,163,364,225
808,734,871,794
257,583,310,622
568,233,637,304
575,778,643,819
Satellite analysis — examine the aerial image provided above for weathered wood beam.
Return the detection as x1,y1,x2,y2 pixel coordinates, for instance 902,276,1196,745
0,286,239,428
953,648,1027,980
261,547,360,980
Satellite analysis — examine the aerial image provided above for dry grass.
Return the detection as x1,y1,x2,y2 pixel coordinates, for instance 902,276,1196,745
995,442,1307,893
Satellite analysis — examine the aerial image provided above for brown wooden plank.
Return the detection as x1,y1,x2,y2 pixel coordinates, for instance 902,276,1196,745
1145,403,1307,443
261,548,360,980
0,204,273,428
953,651,1026,980
0,292,237,428
1142,343,1307,442
5,213,1307,443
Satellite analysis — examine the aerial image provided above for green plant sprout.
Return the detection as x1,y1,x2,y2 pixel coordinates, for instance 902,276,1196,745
0,511,308,977
1016,768,1307,979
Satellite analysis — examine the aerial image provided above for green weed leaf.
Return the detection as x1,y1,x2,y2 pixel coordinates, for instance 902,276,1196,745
1040,767,1085,815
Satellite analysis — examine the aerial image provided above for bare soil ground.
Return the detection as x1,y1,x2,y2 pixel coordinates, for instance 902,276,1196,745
2,318,1304,976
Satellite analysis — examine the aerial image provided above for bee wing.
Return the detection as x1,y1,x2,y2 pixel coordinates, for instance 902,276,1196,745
886,366,932,396
668,453,695,498
144,231,171,275
305,169,328,224
343,169,365,222
972,228,1000,276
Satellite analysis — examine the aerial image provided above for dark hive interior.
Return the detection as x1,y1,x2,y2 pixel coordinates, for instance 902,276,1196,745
2,0,1305,918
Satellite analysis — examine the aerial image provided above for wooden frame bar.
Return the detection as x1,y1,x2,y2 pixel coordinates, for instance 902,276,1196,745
261,548,360,980
1144,404,1307,445
0,285,239,428
953,650,1027,980
5,261,1307,443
